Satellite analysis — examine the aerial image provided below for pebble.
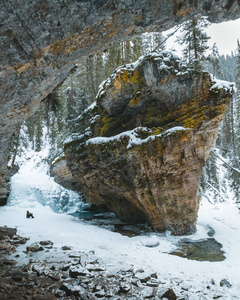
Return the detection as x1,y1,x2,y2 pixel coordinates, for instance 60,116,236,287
220,279,232,288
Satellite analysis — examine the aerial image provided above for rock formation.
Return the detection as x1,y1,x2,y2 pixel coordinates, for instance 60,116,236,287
50,157,82,192
64,52,234,235
0,0,240,204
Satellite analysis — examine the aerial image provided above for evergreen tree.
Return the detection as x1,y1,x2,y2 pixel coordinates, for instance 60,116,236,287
228,39,240,201
207,43,222,78
176,17,210,71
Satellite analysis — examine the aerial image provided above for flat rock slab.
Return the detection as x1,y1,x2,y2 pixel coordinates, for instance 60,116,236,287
170,238,225,262
0,226,17,239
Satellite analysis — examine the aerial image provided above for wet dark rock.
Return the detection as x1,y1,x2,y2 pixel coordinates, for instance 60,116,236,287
34,293,57,300
0,242,11,251
32,265,46,276
146,279,159,287
55,289,66,297
12,272,26,282
61,263,71,271
207,226,216,237
0,226,17,239
39,241,53,249
134,270,151,283
60,282,85,296
0,195,8,206
213,296,225,299
26,243,44,252
68,251,85,258
170,238,225,262
132,279,143,288
95,289,107,298
2,259,18,265
92,285,103,293
12,236,29,244
69,266,89,278
48,273,61,281
220,279,232,288
159,288,177,300
61,245,72,251
86,264,106,272
151,273,158,279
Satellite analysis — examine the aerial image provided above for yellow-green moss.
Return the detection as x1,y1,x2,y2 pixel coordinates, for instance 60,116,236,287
112,69,144,95
97,108,123,136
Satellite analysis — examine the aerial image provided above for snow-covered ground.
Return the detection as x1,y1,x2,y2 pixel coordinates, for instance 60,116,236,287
1,149,240,299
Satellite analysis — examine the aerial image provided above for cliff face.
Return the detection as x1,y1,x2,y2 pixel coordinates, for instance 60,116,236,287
64,52,234,235
0,0,240,204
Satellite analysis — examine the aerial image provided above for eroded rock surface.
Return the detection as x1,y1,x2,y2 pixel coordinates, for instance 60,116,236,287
0,0,240,202
50,157,82,192
64,52,234,235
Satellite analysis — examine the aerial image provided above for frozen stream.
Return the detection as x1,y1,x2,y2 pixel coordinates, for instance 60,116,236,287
1,149,240,298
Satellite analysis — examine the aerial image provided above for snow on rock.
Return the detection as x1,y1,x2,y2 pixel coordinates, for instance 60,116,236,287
86,126,188,150
210,76,236,94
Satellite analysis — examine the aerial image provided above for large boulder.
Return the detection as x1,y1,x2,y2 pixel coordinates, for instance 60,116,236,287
64,52,235,235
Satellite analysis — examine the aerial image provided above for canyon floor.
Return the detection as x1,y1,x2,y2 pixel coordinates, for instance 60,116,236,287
0,149,240,299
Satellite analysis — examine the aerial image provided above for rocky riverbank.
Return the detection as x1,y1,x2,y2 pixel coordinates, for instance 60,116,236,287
0,226,234,300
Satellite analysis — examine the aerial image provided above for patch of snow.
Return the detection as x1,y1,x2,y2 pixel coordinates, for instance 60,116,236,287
64,133,85,145
210,76,236,93
90,114,100,124
52,154,65,166
159,64,172,70
176,71,189,76
86,126,188,150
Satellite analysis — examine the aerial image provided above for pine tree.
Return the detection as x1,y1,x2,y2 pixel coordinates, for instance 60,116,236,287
176,17,210,71
207,43,222,78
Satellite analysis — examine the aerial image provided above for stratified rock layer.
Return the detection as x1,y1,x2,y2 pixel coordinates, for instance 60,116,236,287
64,52,234,235
0,0,240,203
